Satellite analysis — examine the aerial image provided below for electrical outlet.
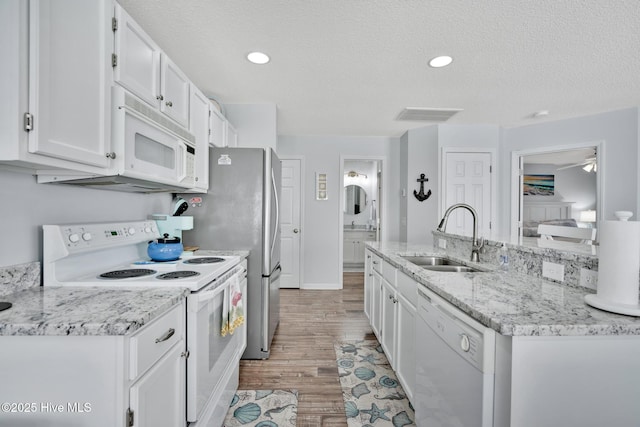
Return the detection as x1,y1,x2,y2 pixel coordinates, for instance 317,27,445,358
542,261,565,282
580,268,598,290
438,239,447,249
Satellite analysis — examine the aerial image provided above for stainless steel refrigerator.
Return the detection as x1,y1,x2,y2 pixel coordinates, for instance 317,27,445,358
179,147,281,359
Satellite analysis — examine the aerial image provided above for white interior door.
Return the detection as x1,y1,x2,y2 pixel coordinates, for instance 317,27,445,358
443,151,492,238
280,158,302,288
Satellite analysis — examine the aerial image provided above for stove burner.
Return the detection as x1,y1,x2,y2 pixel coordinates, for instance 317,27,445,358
183,257,226,264
99,269,157,279
156,271,201,280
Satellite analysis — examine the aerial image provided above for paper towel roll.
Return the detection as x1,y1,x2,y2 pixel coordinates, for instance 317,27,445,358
597,219,640,304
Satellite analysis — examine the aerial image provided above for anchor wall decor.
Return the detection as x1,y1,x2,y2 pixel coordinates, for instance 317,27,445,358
413,173,432,202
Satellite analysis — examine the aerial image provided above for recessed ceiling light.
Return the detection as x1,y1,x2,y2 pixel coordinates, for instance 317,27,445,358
533,110,550,118
247,51,270,65
428,55,453,68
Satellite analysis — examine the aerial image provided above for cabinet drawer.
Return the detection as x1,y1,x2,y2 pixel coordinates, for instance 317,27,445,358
397,272,417,303
371,253,382,273
381,260,396,286
130,304,184,380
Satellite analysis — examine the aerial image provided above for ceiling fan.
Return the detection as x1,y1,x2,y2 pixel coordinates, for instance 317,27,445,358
556,157,597,172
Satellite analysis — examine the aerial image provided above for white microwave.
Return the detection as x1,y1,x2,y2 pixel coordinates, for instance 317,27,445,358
112,86,196,189
37,86,196,193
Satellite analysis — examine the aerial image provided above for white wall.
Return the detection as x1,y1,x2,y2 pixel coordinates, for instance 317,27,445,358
277,135,400,288
404,125,439,246
0,169,171,267
501,107,639,237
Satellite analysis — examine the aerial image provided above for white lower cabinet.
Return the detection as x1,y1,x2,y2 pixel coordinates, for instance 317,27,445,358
344,230,377,267
364,248,416,402
0,301,186,427
395,292,415,402
380,277,397,367
129,342,185,427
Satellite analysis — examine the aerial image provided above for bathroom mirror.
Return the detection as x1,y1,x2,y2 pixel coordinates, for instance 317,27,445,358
344,185,367,215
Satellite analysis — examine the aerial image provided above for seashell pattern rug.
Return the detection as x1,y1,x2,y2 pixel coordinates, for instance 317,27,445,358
223,389,298,427
334,340,415,426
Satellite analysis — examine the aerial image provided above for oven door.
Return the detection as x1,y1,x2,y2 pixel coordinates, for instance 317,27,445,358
186,270,245,422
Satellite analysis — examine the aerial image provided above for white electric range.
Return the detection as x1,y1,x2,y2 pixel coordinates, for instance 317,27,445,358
42,220,247,427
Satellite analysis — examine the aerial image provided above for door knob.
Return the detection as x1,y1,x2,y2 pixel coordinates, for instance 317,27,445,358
293,228,299,233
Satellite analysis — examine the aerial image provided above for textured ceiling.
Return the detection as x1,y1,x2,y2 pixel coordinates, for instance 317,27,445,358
117,0,640,137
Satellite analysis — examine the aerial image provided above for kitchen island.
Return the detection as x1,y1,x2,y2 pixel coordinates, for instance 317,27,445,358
366,241,640,427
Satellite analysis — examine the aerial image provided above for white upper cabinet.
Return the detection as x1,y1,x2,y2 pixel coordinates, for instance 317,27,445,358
28,0,113,168
186,84,210,192
209,108,227,147
113,5,161,108
0,0,114,171
114,4,190,128
226,121,238,147
160,55,190,128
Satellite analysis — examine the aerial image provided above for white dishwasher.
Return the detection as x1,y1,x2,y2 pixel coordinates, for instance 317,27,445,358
415,286,496,427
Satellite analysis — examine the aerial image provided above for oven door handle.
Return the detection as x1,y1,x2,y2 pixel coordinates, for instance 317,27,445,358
187,269,245,311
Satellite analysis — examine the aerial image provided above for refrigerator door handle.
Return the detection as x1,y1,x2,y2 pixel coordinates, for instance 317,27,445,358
270,167,280,260
262,264,281,351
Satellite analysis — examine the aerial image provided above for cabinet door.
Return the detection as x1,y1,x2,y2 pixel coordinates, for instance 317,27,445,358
129,341,186,427
225,121,238,147
113,4,160,108
354,239,365,263
186,85,210,192
343,237,356,264
209,109,226,147
29,0,112,168
364,251,373,320
160,54,190,127
396,294,416,402
381,279,396,367
371,271,382,340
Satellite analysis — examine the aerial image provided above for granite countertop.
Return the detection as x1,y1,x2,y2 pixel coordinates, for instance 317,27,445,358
367,241,640,337
0,249,247,337
0,286,188,336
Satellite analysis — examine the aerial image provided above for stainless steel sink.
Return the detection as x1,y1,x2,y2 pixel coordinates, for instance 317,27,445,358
400,255,483,272
422,265,482,273
400,256,465,267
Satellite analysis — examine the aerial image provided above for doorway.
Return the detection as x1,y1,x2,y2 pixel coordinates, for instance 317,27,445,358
340,158,383,274
280,157,303,288
510,141,603,242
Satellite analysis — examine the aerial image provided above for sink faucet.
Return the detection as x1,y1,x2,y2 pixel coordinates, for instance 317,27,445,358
437,203,484,262
351,220,355,228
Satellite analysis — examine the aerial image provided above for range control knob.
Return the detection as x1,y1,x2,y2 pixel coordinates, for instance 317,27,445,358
144,226,152,233
128,227,136,235
82,232,92,241
460,334,471,352
68,233,80,243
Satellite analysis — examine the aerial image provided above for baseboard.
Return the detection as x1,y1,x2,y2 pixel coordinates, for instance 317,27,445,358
301,282,342,290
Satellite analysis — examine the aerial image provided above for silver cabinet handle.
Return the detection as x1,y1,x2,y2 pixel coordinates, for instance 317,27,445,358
165,101,173,107
156,95,164,101
155,328,175,343
105,152,116,159
293,228,299,233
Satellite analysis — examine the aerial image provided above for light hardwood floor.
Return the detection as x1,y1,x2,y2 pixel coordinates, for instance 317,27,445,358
238,272,375,426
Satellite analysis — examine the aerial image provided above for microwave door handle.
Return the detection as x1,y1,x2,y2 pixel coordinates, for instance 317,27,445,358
177,142,187,182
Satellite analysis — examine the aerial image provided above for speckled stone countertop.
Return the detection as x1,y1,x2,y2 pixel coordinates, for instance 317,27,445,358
367,241,640,337
0,286,188,336
0,249,248,337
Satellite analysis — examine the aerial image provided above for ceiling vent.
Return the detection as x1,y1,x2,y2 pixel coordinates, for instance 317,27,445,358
396,107,463,122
